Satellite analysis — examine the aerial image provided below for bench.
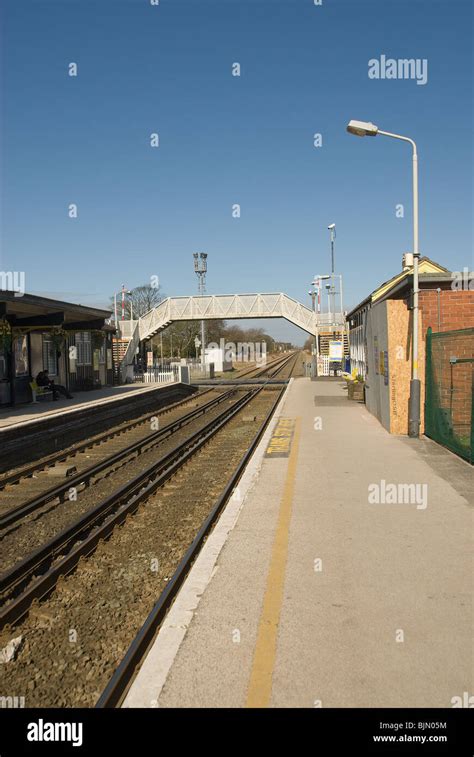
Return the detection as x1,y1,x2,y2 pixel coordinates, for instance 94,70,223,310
29,380,54,403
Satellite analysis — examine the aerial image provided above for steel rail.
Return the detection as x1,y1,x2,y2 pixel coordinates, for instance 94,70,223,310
231,351,296,379
0,352,291,489
96,385,286,707
0,388,236,531
0,386,265,629
0,388,212,491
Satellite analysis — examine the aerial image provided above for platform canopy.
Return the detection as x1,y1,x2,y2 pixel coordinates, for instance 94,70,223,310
0,291,111,331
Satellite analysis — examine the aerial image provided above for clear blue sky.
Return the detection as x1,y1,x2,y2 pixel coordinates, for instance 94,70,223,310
1,0,472,344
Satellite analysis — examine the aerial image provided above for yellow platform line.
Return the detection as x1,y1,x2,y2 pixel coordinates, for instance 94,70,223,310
246,417,301,708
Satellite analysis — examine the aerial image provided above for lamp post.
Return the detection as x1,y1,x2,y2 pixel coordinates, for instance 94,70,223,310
121,284,126,321
325,284,331,326
346,120,421,438
327,224,336,335
308,286,317,377
311,274,331,378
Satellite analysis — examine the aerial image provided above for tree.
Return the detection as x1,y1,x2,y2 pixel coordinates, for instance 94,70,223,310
153,319,227,358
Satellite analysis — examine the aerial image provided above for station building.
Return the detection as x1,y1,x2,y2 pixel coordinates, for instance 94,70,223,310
346,257,474,435
0,291,114,406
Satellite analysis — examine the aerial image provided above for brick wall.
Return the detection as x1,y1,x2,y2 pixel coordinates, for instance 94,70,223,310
419,287,474,333
429,331,473,447
419,288,473,440
383,287,473,436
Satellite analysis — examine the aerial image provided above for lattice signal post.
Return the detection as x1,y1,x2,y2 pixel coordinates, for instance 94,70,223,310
193,253,208,364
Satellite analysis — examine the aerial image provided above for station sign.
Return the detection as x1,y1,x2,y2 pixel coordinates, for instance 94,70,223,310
329,340,343,361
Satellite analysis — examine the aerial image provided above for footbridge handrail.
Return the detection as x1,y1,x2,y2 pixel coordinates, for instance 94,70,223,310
119,292,345,377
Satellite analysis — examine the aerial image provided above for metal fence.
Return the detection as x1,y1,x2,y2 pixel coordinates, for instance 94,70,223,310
132,364,180,384
425,327,473,463
131,361,214,384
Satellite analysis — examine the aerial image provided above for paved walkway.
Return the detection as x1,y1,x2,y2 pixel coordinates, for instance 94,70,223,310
125,377,473,708
0,382,175,431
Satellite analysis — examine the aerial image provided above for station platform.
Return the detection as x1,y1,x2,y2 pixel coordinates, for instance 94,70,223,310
124,376,473,709
0,381,178,432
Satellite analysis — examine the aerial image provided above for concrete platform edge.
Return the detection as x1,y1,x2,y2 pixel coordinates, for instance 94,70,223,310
0,381,180,433
122,379,293,708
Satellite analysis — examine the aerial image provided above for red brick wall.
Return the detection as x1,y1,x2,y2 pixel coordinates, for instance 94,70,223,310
430,332,473,441
419,287,474,333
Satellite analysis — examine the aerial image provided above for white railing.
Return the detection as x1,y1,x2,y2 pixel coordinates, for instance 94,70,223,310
316,313,346,327
117,320,138,339
118,293,346,380
318,355,330,377
137,293,344,341
141,365,180,384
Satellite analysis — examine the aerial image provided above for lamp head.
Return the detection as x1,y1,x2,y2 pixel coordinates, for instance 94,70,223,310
346,119,379,137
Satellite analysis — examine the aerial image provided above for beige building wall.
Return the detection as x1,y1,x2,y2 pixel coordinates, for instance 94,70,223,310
365,301,390,432
386,300,425,435
363,299,425,435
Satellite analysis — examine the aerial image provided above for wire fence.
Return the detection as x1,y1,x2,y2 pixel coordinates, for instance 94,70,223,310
425,327,473,463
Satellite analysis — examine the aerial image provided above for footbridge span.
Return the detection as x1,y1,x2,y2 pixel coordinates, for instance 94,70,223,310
118,293,344,378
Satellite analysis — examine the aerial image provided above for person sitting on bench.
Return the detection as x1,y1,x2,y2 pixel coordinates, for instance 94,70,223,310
36,370,73,400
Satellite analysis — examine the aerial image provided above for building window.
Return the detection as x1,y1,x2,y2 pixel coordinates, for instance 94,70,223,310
76,332,92,366
42,336,58,376
14,335,29,376
0,348,7,381
99,341,106,364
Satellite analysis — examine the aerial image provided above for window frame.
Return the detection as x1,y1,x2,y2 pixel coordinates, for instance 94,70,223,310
42,335,58,377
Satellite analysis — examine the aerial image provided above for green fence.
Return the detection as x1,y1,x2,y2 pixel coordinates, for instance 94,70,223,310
425,327,474,463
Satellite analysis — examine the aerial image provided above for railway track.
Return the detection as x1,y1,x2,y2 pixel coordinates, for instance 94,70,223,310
0,354,294,535
0,351,299,706
0,388,213,495
0,389,231,532
0,355,296,616
229,352,295,379
0,383,198,474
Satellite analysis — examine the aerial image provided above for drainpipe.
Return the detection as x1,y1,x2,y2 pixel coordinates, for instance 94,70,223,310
419,287,442,331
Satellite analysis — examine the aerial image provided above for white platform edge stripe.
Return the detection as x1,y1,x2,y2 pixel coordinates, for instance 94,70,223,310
0,383,173,433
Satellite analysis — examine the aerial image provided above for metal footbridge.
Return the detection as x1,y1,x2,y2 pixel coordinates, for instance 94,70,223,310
118,293,345,379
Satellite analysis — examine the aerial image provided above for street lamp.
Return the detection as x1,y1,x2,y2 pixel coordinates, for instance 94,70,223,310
346,119,421,438
325,283,331,324
310,274,331,379
327,224,336,335
312,275,331,315
327,223,336,273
